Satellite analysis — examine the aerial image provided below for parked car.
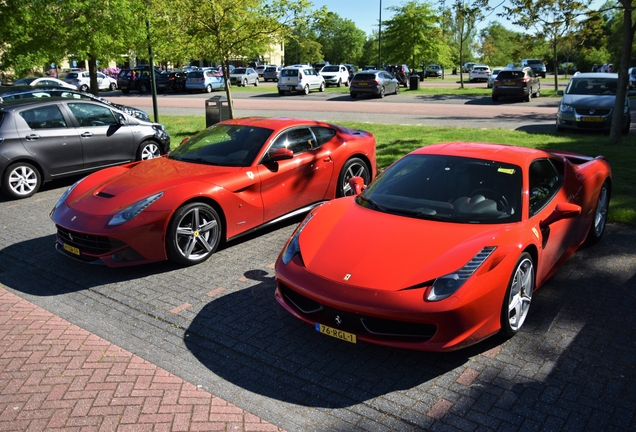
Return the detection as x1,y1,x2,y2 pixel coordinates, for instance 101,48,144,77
492,67,540,102
156,70,187,93
349,70,399,99
344,64,358,83
50,117,377,267
424,64,443,78
263,66,282,82
313,62,329,73
229,68,259,87
274,142,611,351
555,72,633,134
318,64,350,87
462,62,476,73
385,64,410,87
13,77,78,90
0,85,151,121
521,59,547,78
117,68,154,94
487,67,504,88
277,66,325,95
255,65,267,79
628,67,636,89
469,64,491,82
64,71,118,92
0,97,169,199
185,69,225,93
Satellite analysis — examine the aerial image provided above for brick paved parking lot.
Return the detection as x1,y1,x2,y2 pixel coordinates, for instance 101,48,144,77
0,181,635,431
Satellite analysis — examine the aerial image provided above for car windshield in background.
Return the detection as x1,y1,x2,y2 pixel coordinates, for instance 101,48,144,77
353,74,377,81
566,78,617,95
233,68,247,74
321,66,340,72
188,71,203,78
280,69,299,77
497,71,524,79
358,154,522,224
169,124,274,167
13,78,37,85
526,60,543,65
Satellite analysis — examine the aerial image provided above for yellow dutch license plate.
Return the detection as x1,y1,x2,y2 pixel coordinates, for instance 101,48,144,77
504,81,516,86
63,243,80,256
582,116,603,122
315,323,357,343
359,82,369,86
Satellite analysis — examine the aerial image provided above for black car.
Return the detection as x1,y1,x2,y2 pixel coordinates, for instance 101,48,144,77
117,67,155,94
385,64,410,87
492,67,540,102
0,85,151,121
349,70,399,99
0,98,170,199
156,71,187,93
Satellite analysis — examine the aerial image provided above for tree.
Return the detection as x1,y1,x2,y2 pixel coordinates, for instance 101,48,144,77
502,0,590,90
313,12,366,64
479,22,522,67
381,1,448,72
153,0,311,118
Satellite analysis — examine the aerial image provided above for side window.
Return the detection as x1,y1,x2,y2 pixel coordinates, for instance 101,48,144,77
20,105,68,129
529,159,562,217
68,103,117,127
268,128,317,155
310,127,336,146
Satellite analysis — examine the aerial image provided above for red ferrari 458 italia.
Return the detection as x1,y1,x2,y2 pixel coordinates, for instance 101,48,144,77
50,117,377,267
275,142,612,351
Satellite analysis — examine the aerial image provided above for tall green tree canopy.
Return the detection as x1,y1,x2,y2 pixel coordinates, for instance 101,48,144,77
313,12,366,64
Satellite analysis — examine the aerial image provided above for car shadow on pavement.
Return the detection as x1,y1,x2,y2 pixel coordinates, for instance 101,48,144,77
183,268,503,409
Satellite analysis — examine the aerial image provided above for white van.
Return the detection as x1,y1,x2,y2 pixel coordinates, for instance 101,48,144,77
277,66,325,95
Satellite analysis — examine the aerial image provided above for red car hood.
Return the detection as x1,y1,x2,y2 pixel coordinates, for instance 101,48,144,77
298,198,508,291
68,157,245,215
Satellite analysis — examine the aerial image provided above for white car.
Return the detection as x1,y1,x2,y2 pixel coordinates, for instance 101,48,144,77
64,71,118,92
277,66,325,95
487,68,504,88
13,77,78,90
469,65,491,82
318,64,350,87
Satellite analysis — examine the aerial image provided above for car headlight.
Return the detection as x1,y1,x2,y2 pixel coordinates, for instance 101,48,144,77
108,192,164,226
281,212,315,265
559,102,574,114
427,246,496,301
51,177,85,214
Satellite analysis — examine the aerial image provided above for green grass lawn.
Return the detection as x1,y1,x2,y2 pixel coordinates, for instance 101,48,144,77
160,116,636,226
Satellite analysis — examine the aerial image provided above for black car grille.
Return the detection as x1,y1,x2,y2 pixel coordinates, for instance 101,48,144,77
576,108,611,116
56,226,125,255
279,284,436,341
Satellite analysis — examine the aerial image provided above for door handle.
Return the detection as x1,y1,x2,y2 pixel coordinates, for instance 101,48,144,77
323,155,333,162
81,132,93,138
25,134,40,140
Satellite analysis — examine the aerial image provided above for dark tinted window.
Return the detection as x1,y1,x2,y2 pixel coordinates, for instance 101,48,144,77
354,73,377,81
234,68,247,74
280,69,298,77
68,103,116,127
529,159,562,216
497,71,524,79
188,71,204,78
269,127,317,155
310,127,336,146
20,105,68,129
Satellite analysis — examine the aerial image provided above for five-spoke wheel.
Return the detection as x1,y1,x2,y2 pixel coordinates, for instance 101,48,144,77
500,252,534,337
337,157,370,197
166,203,222,265
137,141,161,160
2,162,41,199
585,181,610,244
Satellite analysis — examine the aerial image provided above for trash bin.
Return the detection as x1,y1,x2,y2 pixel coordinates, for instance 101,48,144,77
409,74,420,90
205,95,230,127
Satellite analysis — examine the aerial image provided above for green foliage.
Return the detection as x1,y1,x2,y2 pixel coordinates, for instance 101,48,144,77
313,12,366,64
479,22,522,65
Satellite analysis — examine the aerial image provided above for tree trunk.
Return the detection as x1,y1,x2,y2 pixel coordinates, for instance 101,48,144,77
88,55,98,96
552,40,559,91
222,60,235,120
608,0,634,144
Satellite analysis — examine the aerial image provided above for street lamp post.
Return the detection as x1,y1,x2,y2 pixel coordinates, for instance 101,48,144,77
378,0,382,70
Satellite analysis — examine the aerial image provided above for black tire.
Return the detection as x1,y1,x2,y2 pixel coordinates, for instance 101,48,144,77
555,123,564,132
585,180,610,245
205,84,212,93
243,79,247,87
303,85,310,95
137,141,161,160
524,89,531,102
319,82,325,92
2,162,41,199
139,83,149,94
395,84,399,95
278,90,285,96
535,84,540,98
166,203,222,266
109,82,117,91
337,157,371,197
254,79,258,87
492,94,499,102
80,84,89,92
500,252,534,338
121,88,130,94
350,92,357,99
337,79,342,88
378,86,385,98
622,114,631,135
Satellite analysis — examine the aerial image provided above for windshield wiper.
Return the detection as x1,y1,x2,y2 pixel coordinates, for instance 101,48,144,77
357,195,387,212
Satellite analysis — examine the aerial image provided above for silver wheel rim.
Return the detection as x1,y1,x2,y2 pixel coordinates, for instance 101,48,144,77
593,185,608,237
174,207,219,262
341,161,367,196
140,143,160,160
8,165,38,196
508,257,533,332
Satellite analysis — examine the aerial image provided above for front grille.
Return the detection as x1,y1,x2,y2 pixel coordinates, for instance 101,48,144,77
280,284,436,341
56,226,125,255
576,108,611,116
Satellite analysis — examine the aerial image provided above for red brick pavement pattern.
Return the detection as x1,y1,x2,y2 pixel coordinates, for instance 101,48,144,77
0,287,283,432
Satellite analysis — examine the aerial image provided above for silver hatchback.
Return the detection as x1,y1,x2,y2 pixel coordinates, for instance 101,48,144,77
0,98,170,199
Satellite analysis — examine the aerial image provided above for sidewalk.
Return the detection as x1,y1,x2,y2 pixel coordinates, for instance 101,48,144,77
0,287,283,432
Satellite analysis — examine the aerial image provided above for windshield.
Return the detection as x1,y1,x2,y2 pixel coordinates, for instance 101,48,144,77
566,77,618,95
169,124,274,167
526,60,543,65
14,78,37,85
358,154,522,223
233,68,247,75
321,66,339,72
